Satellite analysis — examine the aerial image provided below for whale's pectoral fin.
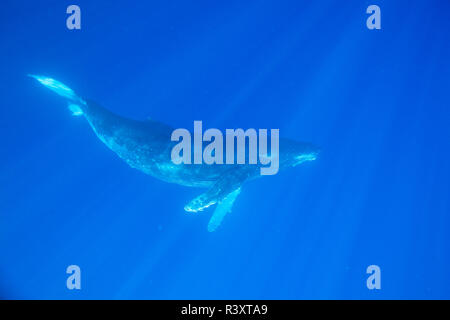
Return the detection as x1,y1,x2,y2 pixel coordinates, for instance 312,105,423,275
207,188,241,232
184,186,242,232
184,192,217,212
184,168,248,213
184,168,249,231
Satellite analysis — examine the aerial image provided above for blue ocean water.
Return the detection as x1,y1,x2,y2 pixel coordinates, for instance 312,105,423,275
0,0,449,299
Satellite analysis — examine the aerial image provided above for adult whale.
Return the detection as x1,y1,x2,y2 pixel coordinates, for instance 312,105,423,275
29,75,319,231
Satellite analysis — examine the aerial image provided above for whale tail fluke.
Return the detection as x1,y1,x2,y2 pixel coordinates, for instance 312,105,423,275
28,74,85,115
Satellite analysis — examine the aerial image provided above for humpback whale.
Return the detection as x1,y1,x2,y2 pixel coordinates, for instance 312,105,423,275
29,75,319,231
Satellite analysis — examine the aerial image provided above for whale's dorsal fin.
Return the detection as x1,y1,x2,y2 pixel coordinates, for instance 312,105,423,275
184,168,249,231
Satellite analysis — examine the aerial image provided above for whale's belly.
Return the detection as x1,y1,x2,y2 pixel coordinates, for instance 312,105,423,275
93,125,224,187
83,108,254,188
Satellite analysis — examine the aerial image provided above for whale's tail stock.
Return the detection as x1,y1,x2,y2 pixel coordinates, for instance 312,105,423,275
28,74,85,116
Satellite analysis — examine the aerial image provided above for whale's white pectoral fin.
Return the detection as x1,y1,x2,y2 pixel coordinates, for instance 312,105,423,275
68,103,84,116
207,188,241,232
184,168,248,212
184,168,249,230
184,193,217,212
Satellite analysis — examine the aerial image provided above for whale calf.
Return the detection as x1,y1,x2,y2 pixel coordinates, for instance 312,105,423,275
29,75,319,231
